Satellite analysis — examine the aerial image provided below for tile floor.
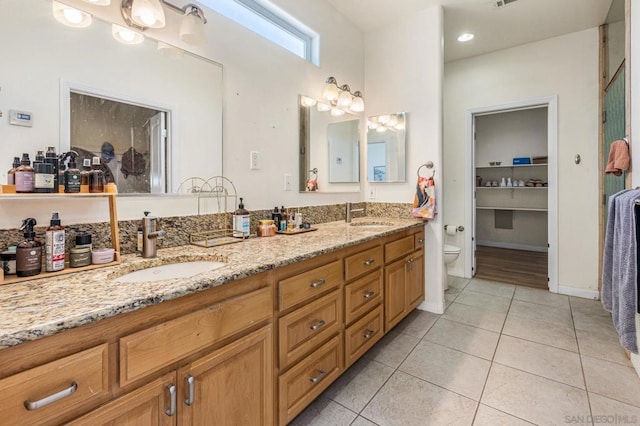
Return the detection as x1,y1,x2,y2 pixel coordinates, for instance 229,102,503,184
290,277,640,426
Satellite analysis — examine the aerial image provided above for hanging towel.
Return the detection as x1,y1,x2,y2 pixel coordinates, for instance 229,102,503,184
605,140,630,176
411,176,436,220
602,188,639,354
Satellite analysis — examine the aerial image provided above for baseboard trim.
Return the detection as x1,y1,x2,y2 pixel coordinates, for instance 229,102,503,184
477,241,548,253
418,300,445,314
556,285,600,300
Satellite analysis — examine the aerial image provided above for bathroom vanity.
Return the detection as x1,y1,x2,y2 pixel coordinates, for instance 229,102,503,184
0,218,424,425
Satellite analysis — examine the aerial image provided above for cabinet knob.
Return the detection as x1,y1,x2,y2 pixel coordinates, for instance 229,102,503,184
165,384,177,416
309,319,326,331
309,370,326,383
309,278,326,288
363,329,375,339
363,290,375,299
184,375,195,406
24,381,77,410
418,238,424,244
363,258,375,266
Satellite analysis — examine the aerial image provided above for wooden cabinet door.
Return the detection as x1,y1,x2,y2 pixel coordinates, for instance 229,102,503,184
68,373,176,426
384,257,407,332
406,251,425,310
177,326,273,426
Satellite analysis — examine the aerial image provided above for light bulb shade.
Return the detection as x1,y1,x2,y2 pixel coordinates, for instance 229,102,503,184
131,0,165,28
376,126,388,133
317,102,331,112
387,115,398,127
322,82,339,101
337,90,353,107
330,108,345,117
180,10,206,44
378,114,391,124
300,96,317,107
350,96,364,112
53,1,92,28
82,0,110,5
112,24,144,44
368,121,379,130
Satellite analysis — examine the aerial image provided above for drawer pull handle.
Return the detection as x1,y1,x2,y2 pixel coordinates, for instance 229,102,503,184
309,370,326,383
363,329,375,339
310,278,326,288
309,319,326,331
418,238,424,244
184,375,195,406
24,381,78,410
364,258,375,266
165,384,177,416
363,290,375,299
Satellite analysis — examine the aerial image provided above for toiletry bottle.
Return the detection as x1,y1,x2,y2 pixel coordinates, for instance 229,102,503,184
296,210,302,229
64,157,81,193
80,158,92,187
16,218,42,277
33,161,54,193
280,206,287,231
14,153,35,193
89,156,104,193
271,207,281,231
33,150,44,167
45,146,59,193
7,157,19,185
45,212,65,272
136,224,143,255
232,197,250,238
58,160,66,191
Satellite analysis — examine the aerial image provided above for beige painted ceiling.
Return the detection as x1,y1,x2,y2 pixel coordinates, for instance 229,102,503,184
325,0,615,62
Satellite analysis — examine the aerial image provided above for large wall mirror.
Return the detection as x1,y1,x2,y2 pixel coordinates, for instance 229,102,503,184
299,96,361,193
0,0,222,194
366,113,408,182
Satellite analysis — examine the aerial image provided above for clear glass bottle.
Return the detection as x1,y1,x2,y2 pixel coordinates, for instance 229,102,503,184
80,158,92,186
64,157,81,193
89,156,104,193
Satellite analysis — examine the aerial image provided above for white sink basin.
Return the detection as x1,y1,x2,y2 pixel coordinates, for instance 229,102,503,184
115,261,226,283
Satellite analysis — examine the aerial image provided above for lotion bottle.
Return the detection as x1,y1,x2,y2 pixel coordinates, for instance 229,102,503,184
7,157,19,185
45,212,65,272
232,197,250,238
89,156,104,193
64,157,81,193
16,218,42,277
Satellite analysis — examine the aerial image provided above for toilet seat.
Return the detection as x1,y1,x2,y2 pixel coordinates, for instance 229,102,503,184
444,244,461,254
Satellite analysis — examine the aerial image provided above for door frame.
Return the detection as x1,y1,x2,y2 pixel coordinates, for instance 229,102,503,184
464,96,558,292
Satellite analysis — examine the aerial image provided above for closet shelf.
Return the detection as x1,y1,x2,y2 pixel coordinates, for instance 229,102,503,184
476,206,548,212
476,163,547,169
476,187,547,190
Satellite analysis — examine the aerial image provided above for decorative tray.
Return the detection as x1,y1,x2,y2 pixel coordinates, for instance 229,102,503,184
277,227,318,235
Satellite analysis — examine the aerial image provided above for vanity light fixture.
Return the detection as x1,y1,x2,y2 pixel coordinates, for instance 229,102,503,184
112,23,144,44
53,1,93,28
330,108,345,117
121,0,208,44
300,96,317,107
322,76,365,113
316,102,331,112
457,33,474,42
369,113,405,132
82,0,111,5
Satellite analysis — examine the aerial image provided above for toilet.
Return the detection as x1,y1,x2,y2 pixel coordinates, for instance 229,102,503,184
443,244,461,291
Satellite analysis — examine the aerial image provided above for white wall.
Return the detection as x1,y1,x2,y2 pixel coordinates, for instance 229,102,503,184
365,6,445,313
444,28,600,297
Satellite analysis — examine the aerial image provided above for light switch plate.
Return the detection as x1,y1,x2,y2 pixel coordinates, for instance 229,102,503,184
9,110,33,127
250,150,260,170
283,174,292,191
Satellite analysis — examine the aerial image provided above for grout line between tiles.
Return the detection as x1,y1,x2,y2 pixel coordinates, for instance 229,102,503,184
572,298,595,422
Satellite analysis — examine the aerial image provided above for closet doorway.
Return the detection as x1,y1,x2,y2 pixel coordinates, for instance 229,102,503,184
467,97,558,291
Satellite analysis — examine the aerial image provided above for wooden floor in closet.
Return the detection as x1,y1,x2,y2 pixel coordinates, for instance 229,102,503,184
474,245,548,290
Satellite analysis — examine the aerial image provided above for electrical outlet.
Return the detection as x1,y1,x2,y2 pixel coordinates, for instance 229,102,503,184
283,174,292,191
249,150,260,170
368,186,376,199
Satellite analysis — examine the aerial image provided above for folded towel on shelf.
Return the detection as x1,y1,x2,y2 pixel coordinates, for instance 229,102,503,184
605,140,630,176
412,176,436,220
602,188,639,354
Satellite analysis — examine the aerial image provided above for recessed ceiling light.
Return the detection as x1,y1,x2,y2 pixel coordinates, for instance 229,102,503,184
457,33,475,42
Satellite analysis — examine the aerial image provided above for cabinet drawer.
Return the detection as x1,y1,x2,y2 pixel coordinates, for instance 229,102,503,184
414,232,425,249
345,305,384,367
279,259,343,311
278,334,343,425
0,344,109,425
344,270,383,325
385,235,414,263
344,246,383,281
279,290,342,369
120,286,272,386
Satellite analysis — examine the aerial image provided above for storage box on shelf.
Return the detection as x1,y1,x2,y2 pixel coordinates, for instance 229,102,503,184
0,184,121,286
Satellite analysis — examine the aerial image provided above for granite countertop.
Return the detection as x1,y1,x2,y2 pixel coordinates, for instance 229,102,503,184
0,217,422,349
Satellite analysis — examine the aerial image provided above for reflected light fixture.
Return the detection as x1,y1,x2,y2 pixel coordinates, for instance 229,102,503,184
317,102,331,112
457,33,474,42
300,96,317,107
330,108,345,117
369,113,405,132
121,0,208,44
112,23,144,44
53,1,93,28
322,76,365,113
82,0,111,5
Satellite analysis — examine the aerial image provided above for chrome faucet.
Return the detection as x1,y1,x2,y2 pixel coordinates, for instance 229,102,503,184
142,211,166,258
345,202,365,223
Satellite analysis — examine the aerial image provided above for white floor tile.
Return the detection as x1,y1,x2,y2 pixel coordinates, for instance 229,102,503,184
582,355,640,407
364,330,419,369
509,299,573,327
473,404,534,426
513,286,570,309
502,314,577,352
290,395,357,426
456,289,512,313
424,318,500,360
466,279,516,298
442,302,507,333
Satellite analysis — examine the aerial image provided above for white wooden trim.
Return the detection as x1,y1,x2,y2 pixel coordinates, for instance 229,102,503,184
466,96,559,292
556,285,600,300
476,240,548,253
417,300,445,315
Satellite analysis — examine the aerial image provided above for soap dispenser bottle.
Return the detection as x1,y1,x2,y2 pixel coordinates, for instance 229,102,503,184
45,212,65,272
16,218,42,277
64,156,81,193
233,198,250,238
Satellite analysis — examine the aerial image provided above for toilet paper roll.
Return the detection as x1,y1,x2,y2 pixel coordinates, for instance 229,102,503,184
445,225,457,236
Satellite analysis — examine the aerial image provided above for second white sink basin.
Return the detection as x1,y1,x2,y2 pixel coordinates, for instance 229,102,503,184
115,261,226,283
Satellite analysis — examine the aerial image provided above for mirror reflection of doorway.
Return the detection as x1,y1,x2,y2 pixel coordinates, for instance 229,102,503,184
69,91,168,194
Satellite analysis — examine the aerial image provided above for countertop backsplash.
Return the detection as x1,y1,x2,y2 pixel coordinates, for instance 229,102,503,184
0,202,412,254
